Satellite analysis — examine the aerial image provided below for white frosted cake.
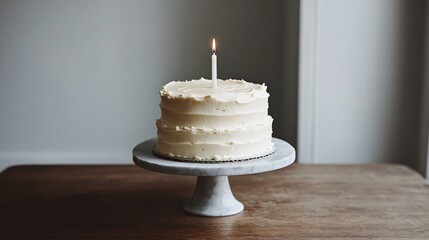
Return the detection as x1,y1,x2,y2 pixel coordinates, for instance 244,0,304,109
156,78,274,161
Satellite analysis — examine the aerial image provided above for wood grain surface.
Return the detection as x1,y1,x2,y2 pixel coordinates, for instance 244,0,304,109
0,164,428,239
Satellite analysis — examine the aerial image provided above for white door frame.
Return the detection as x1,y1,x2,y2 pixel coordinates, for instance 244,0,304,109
297,0,321,164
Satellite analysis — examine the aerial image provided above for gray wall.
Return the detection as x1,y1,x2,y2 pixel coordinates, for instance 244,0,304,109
0,0,293,171
1,0,426,173
420,1,429,176
283,0,300,148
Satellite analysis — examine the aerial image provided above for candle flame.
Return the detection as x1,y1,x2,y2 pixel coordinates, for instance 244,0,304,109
212,38,216,54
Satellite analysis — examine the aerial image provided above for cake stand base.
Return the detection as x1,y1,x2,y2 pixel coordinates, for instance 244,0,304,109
133,138,295,217
183,176,244,217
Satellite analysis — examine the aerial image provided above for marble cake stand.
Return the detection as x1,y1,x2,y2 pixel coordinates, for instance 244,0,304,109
132,137,295,217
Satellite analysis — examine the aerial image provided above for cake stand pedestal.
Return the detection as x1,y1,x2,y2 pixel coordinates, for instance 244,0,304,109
132,138,295,217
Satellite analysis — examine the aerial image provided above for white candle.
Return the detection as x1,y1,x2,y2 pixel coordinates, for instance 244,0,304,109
212,38,217,88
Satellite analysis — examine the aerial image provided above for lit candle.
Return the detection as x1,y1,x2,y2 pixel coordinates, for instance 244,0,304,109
212,38,217,88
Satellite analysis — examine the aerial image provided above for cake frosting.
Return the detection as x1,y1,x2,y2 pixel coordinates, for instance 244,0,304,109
156,78,274,161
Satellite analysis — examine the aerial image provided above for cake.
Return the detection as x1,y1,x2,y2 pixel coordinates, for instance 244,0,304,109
156,78,274,161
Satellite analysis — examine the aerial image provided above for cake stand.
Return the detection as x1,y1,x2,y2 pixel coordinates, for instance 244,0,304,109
132,137,295,217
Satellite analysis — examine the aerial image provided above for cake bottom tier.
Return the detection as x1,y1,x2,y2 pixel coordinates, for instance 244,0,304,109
156,117,274,161
156,138,274,161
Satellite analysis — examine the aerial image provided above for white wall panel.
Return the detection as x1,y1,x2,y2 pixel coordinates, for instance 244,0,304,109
298,0,426,170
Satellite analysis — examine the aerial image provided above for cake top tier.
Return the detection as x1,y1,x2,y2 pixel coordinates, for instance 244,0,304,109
160,78,269,103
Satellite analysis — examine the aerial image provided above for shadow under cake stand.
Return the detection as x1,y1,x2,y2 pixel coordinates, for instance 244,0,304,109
132,137,295,217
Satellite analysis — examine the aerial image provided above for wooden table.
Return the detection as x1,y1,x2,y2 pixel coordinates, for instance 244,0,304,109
1,164,428,239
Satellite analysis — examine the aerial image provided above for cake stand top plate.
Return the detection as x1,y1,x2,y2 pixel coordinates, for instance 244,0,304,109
133,138,295,176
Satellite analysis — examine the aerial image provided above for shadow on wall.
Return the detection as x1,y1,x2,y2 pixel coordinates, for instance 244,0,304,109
389,0,426,171
356,0,427,169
